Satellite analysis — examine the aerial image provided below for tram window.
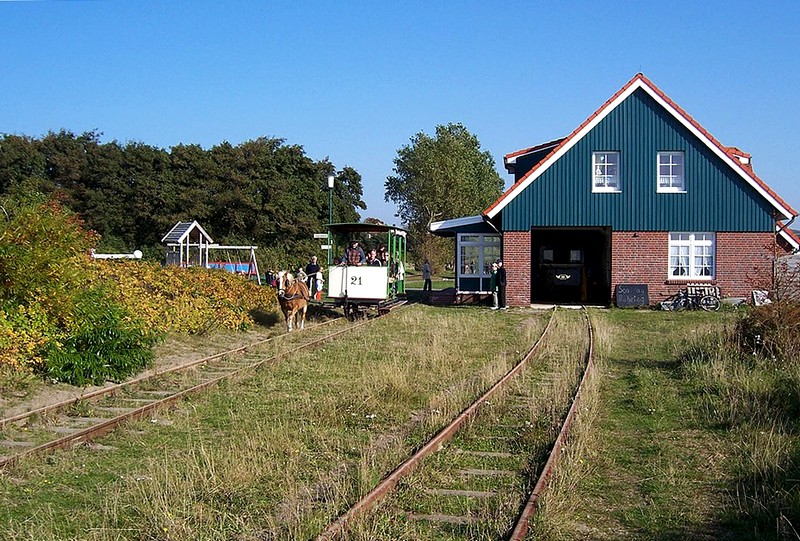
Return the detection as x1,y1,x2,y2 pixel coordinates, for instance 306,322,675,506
542,249,554,262
570,250,582,263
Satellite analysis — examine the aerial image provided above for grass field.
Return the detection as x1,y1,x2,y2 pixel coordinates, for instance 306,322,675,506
0,305,544,540
531,308,800,541
1,305,797,540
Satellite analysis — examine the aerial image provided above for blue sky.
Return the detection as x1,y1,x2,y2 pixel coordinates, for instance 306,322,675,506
1,0,799,227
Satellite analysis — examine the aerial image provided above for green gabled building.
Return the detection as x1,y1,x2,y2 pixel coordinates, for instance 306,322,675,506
431,73,798,306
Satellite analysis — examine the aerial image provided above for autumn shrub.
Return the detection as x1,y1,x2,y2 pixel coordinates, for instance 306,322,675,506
2,190,277,383
0,301,53,370
0,191,97,322
87,260,278,334
736,301,800,362
0,192,157,382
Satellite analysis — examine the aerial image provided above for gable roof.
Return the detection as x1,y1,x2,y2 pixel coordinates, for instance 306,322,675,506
779,225,800,251
161,220,214,244
485,73,797,223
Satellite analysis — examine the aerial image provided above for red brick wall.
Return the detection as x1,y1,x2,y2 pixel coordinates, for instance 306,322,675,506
498,229,780,306
611,231,777,304
716,232,776,298
502,231,531,306
611,231,670,301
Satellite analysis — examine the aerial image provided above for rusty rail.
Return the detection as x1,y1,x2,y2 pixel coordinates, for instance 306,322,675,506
508,307,595,540
314,307,558,541
0,312,395,469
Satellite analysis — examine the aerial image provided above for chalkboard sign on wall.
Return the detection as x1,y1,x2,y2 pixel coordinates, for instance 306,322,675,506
615,284,649,308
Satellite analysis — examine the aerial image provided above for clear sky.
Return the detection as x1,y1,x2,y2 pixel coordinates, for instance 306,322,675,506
1,0,798,227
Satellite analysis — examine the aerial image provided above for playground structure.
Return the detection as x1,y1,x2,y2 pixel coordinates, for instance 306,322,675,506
161,221,261,284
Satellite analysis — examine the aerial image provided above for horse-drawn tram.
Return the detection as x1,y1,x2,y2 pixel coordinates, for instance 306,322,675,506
325,222,408,320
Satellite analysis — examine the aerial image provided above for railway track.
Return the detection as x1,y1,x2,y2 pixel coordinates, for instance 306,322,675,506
314,306,594,540
0,307,403,470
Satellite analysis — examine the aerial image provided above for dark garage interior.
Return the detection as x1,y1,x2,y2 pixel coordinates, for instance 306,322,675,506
530,227,611,304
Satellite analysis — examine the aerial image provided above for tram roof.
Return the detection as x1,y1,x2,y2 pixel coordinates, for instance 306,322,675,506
328,222,407,234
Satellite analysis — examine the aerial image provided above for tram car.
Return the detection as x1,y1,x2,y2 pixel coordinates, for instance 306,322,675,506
325,222,407,319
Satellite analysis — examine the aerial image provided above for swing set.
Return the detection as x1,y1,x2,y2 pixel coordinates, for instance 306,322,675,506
207,245,261,284
162,221,262,285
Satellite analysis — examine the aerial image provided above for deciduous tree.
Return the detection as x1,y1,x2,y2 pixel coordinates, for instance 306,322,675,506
385,123,502,266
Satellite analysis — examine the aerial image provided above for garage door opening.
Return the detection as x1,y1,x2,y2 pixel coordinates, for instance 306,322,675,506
531,227,610,304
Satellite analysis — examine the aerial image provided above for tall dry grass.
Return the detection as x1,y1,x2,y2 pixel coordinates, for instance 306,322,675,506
0,306,547,541
679,304,800,538
525,311,602,540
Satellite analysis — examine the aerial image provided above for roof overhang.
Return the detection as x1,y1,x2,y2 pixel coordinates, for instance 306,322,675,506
503,138,565,175
429,215,496,237
779,224,800,252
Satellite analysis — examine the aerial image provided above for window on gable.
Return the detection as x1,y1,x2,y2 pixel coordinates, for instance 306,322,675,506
668,232,714,279
658,152,685,192
592,151,620,192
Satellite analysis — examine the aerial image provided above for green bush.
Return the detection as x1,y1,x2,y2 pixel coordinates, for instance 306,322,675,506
42,287,156,386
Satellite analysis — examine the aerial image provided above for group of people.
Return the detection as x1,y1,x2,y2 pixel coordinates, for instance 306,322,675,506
320,241,508,310
342,240,391,268
490,258,507,310
417,256,507,310
292,255,324,300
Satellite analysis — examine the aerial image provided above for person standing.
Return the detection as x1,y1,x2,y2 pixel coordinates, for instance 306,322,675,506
422,260,432,294
305,255,321,295
314,271,324,301
489,261,499,310
496,258,507,309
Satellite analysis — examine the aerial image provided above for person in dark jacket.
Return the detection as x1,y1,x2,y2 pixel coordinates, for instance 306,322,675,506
489,261,499,310
305,255,321,295
496,258,507,309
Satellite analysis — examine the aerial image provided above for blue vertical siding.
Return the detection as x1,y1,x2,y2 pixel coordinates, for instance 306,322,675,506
502,88,775,231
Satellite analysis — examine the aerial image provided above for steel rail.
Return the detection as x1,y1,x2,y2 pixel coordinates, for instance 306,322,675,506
1,317,343,430
0,308,405,470
507,306,595,540
313,307,558,541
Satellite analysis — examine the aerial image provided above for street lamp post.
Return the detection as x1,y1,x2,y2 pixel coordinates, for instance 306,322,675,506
327,174,335,266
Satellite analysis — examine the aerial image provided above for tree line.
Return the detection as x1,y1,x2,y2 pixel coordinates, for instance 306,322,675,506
1,123,505,273
0,130,366,269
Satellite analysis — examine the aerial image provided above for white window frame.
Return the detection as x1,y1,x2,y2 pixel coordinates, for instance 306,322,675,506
658,151,686,193
457,233,500,279
592,151,621,193
668,232,715,280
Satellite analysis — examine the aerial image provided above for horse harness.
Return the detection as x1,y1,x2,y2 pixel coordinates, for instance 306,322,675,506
278,288,308,301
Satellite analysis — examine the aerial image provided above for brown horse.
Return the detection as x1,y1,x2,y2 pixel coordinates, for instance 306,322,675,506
277,271,310,332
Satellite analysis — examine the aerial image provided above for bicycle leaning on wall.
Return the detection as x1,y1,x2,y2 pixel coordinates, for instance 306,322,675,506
660,283,721,312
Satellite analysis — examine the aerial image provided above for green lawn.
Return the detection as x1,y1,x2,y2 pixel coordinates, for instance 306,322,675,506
532,308,799,541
